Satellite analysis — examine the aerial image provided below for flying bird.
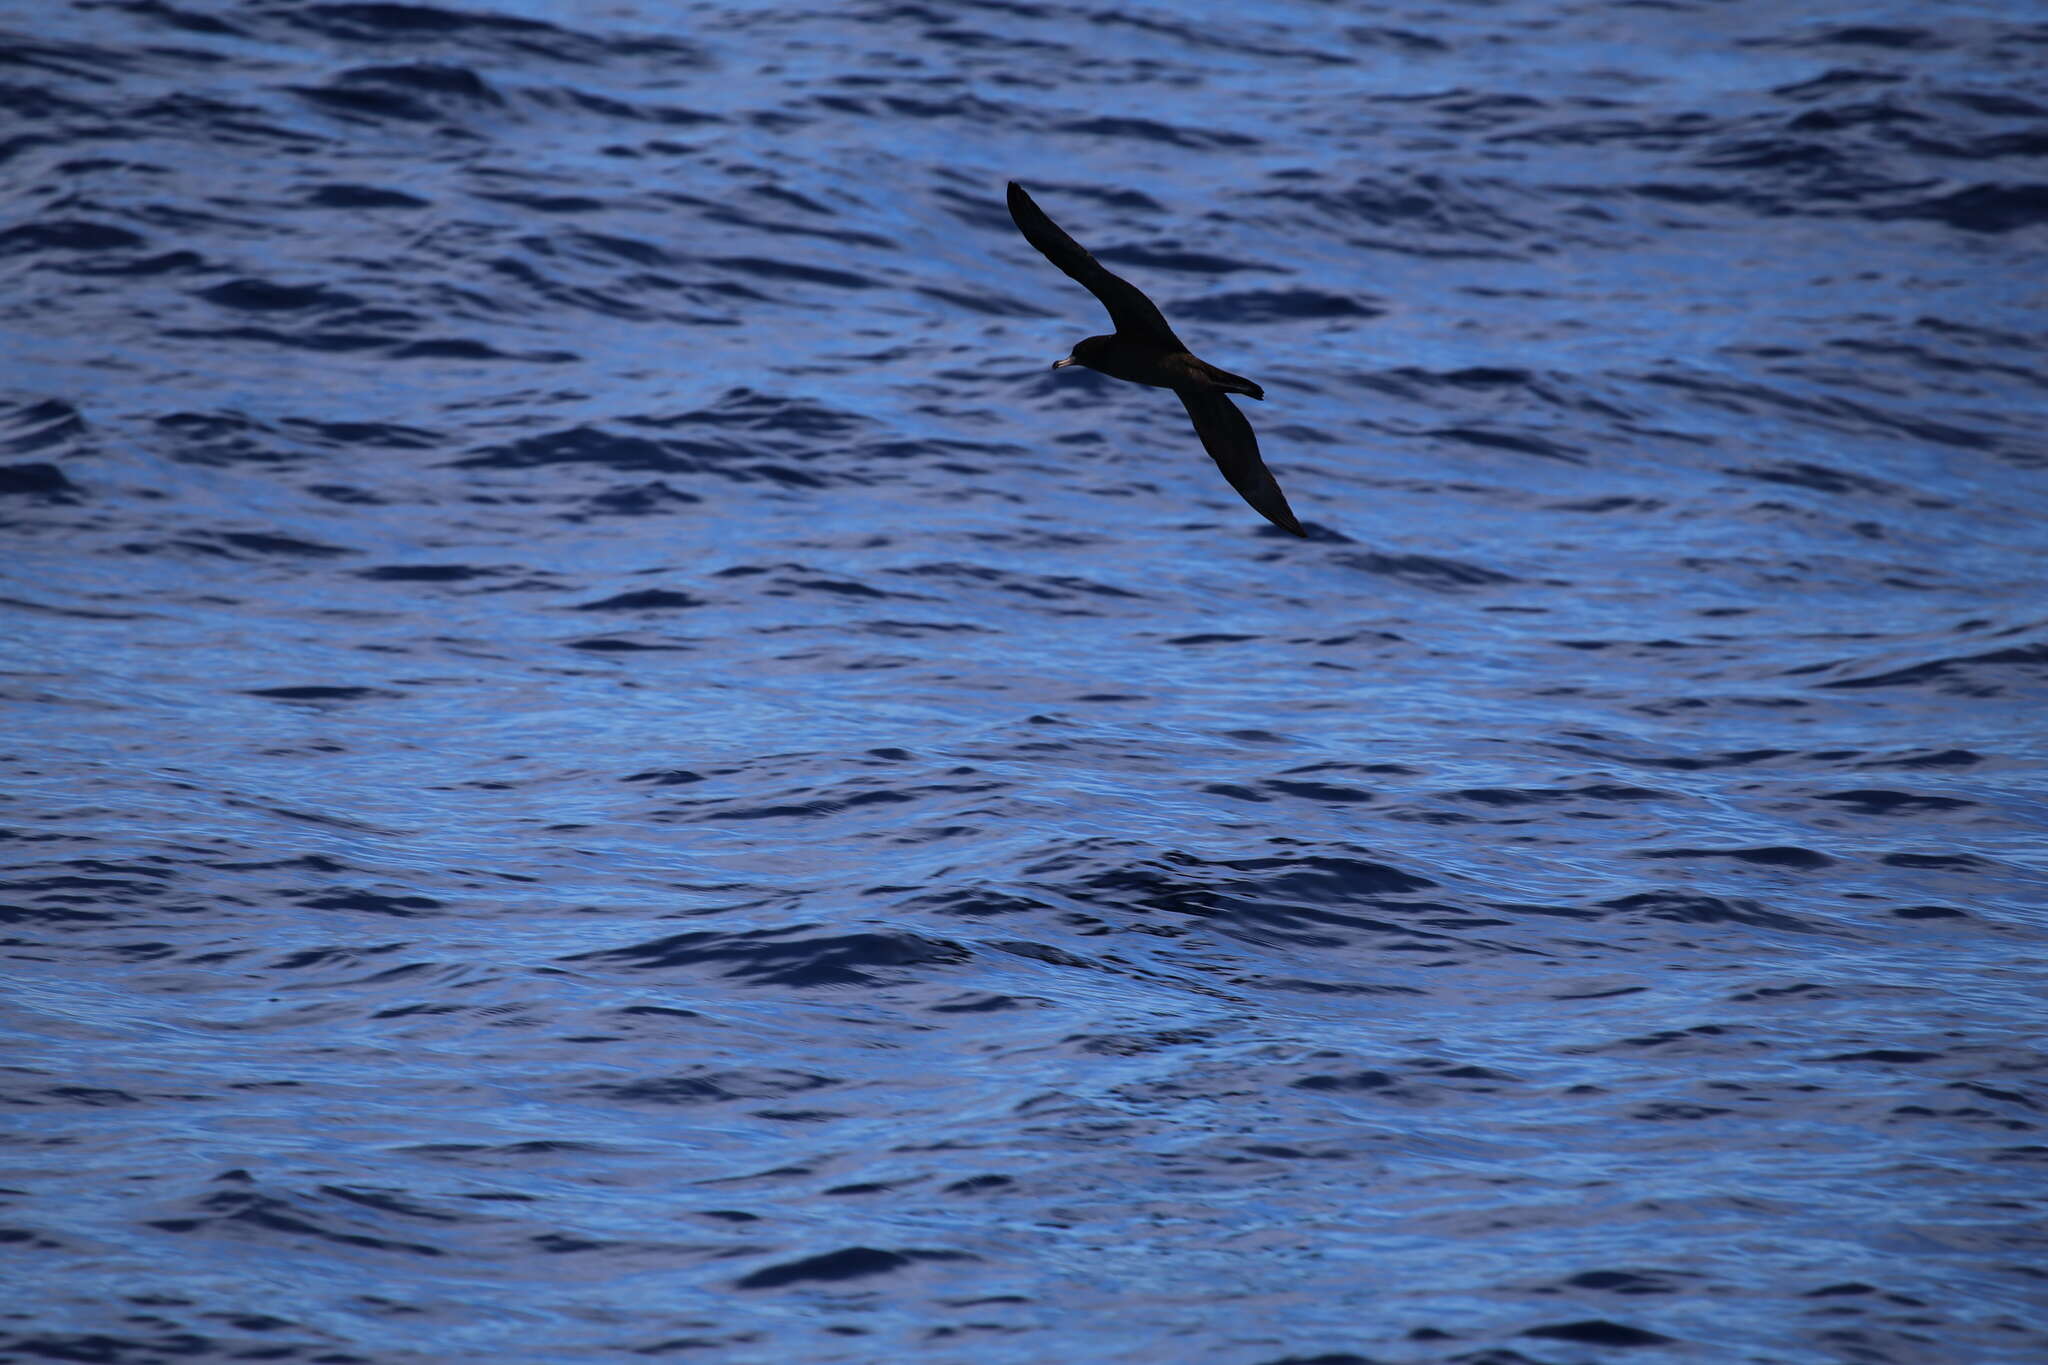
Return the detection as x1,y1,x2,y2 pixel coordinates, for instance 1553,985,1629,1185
1006,180,1306,537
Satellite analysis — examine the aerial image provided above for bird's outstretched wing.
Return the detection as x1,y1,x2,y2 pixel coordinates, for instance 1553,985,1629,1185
1177,387,1306,537
1008,181,1182,347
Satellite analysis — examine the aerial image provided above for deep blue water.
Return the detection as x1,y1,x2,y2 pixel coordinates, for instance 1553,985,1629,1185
4,1,2047,1361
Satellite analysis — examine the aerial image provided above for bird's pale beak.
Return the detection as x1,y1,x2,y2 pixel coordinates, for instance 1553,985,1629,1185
1051,356,1078,370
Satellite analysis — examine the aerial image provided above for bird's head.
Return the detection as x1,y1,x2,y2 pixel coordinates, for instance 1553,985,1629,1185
1051,335,1115,372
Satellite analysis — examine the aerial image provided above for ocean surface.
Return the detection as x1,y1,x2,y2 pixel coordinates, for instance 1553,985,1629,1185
4,1,2046,1361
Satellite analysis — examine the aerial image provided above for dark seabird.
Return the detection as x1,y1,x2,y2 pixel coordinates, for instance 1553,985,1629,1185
1006,180,1306,537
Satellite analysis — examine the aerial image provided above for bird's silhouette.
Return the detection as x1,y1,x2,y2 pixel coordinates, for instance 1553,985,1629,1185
1007,180,1305,537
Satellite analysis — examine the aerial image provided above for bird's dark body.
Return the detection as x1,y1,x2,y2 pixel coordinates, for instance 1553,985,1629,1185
1006,181,1306,537
1066,335,1264,401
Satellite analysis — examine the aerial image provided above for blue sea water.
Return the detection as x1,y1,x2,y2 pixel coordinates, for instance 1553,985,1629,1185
3,1,2047,1361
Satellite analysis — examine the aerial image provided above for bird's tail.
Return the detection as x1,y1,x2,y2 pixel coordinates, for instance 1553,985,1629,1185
1189,358,1264,402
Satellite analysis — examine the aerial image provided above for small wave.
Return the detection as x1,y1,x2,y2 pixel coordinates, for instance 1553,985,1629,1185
147,1175,450,1258
563,635,690,653
568,926,969,988
301,181,428,209
734,1245,976,1290
1869,181,2048,233
1,398,86,454
244,684,398,701
1725,460,1910,499
1429,425,1585,461
297,888,442,916
572,588,703,611
1329,550,1519,588
1636,844,1835,870
587,1067,837,1106
1175,288,1378,323
1600,891,1815,930
0,219,145,255
705,255,876,291
1821,641,2048,693
196,278,365,312
0,455,73,500
357,563,497,581
1054,115,1259,150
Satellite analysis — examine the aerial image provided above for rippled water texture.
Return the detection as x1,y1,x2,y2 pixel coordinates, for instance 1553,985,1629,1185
4,1,2047,1361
